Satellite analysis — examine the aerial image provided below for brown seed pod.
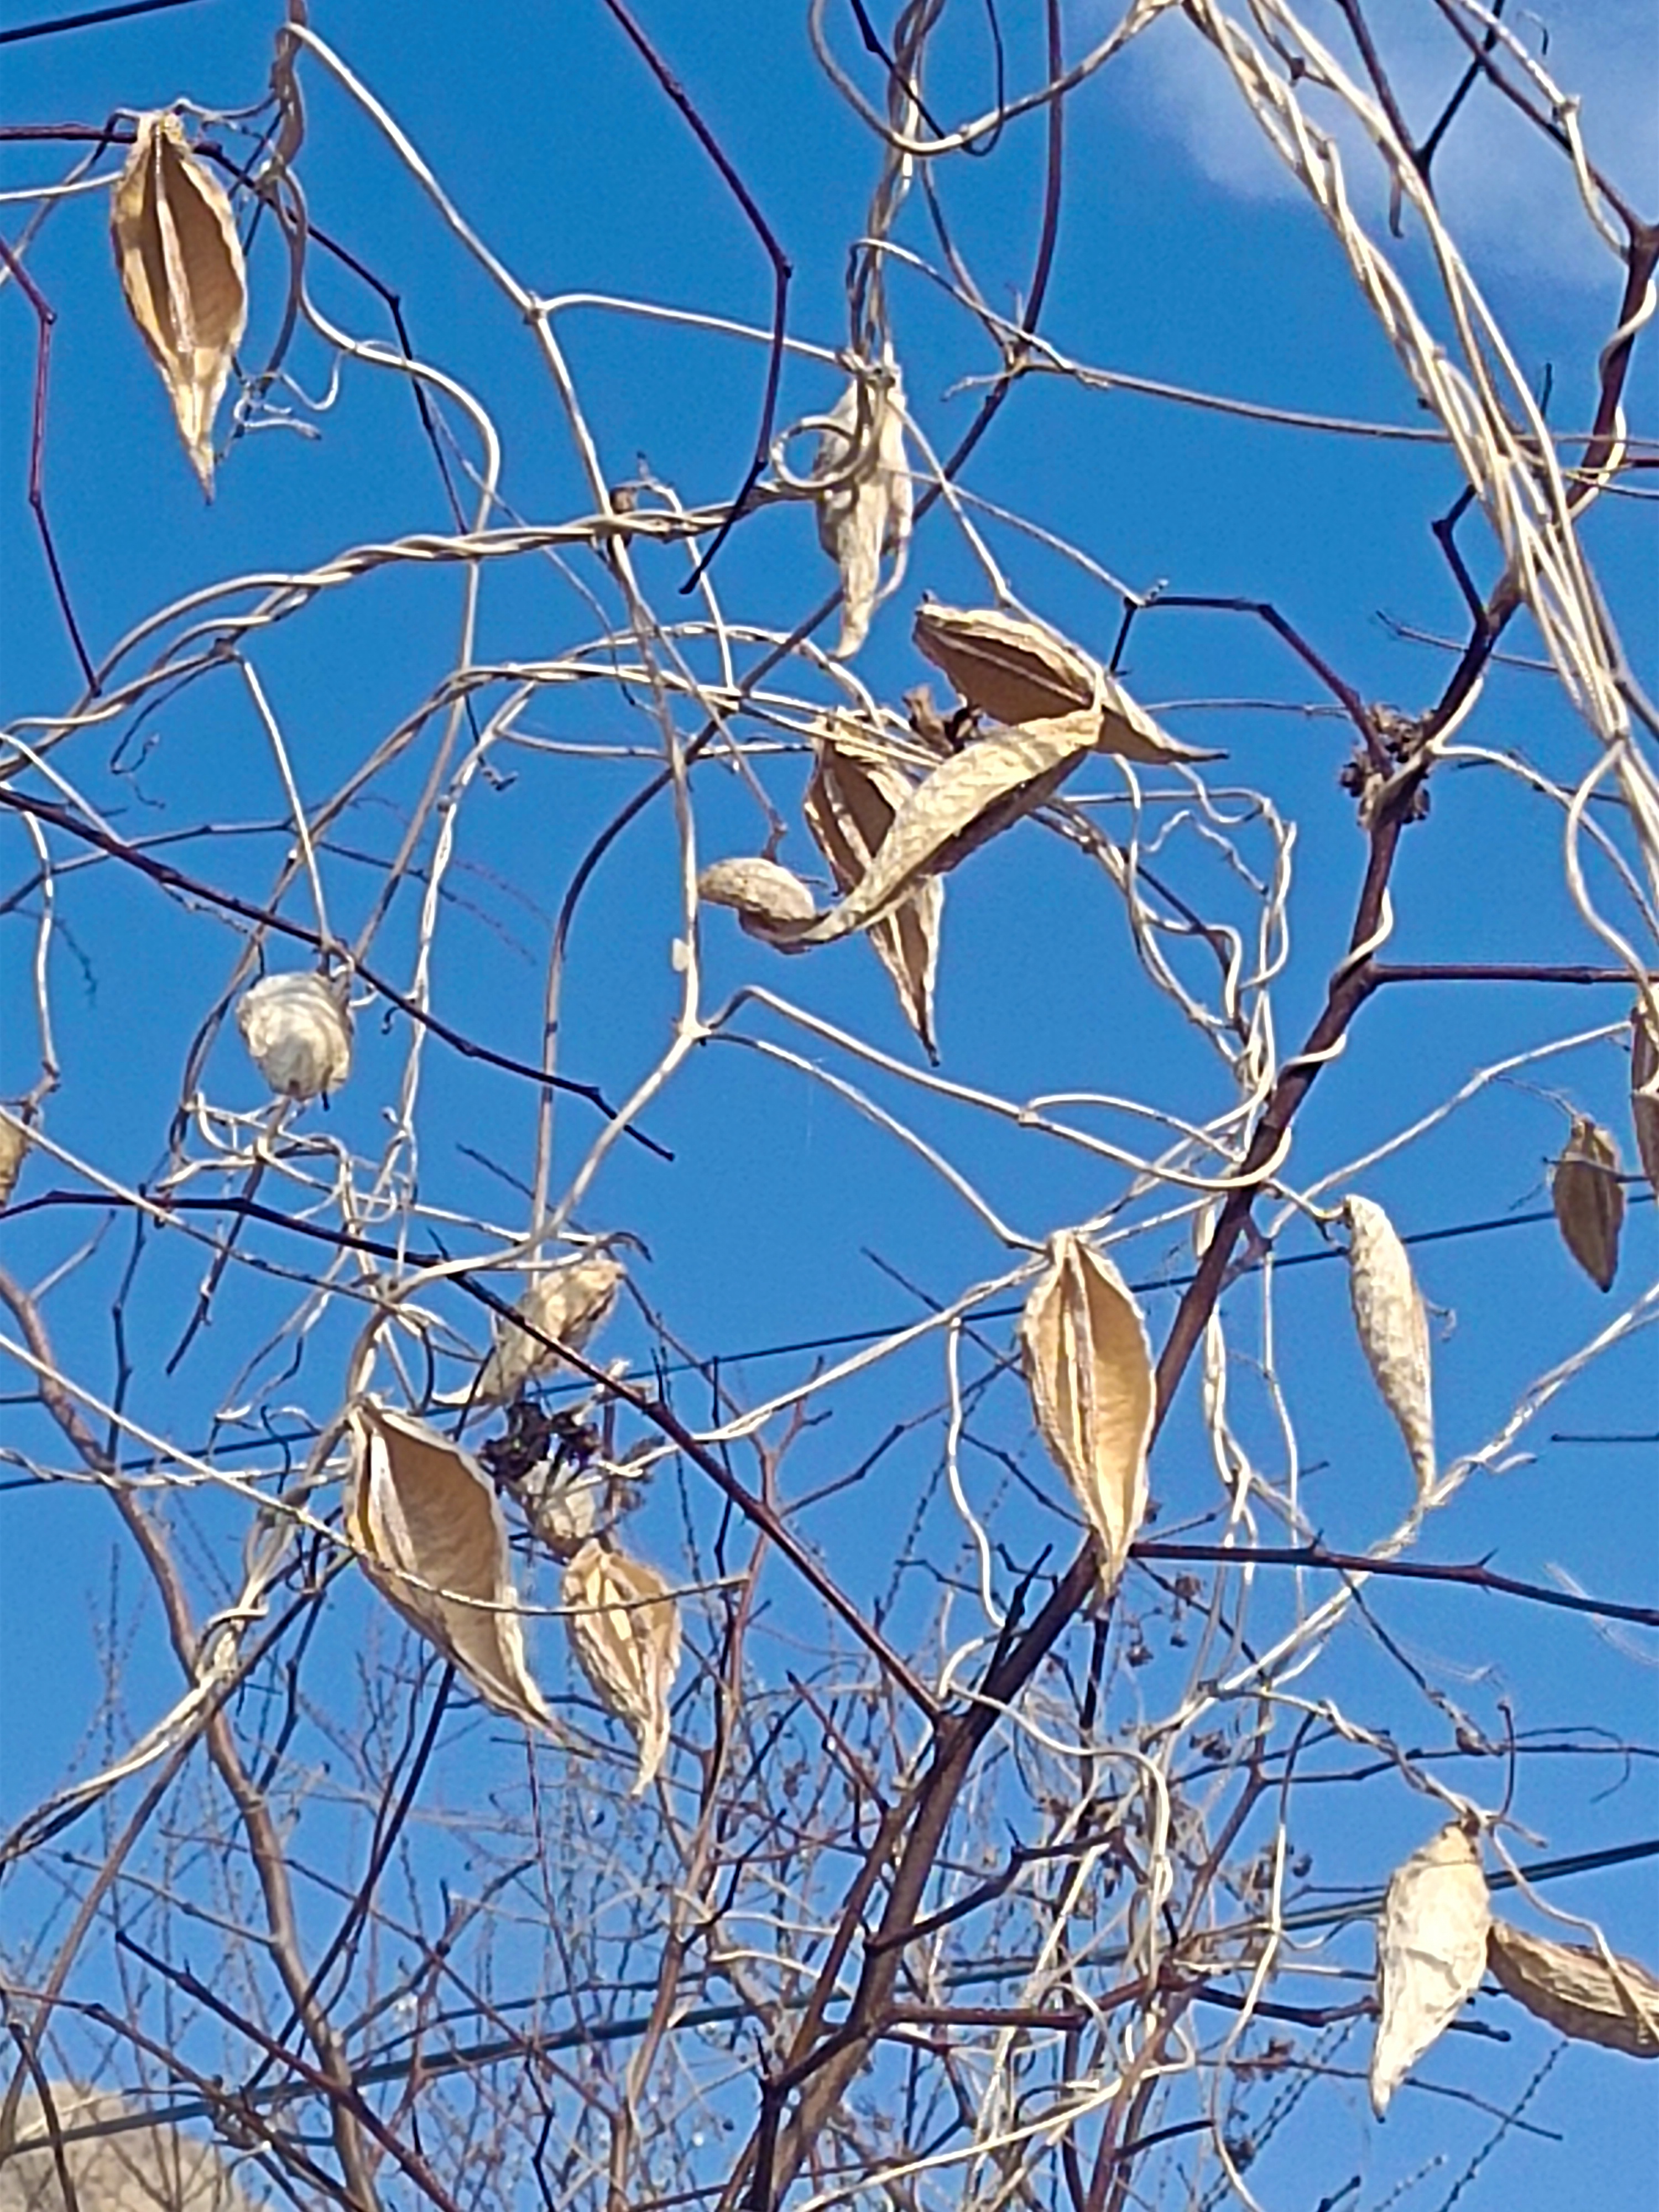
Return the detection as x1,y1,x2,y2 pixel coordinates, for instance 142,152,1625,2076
697,855,818,940
814,361,912,659
111,112,248,492
236,971,352,1101
1019,1231,1154,1593
1551,1113,1624,1291
1370,1823,1490,2116
1342,1194,1435,1498
0,1111,28,1211
457,1252,626,1408
1486,1917,1659,2057
1630,997,1659,1199
563,1537,682,1793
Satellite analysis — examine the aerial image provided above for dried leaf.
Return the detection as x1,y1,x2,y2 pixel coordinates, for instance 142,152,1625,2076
111,112,248,492
697,855,818,940
347,1400,553,1732
912,602,1219,764
1370,1822,1490,2116
815,359,912,658
1551,1114,1624,1291
456,1252,626,1408
236,971,351,1101
1486,1917,1659,2057
787,714,1095,948
1019,1231,1155,1593
1343,1194,1435,1498
804,723,943,1057
564,1537,682,1793
0,1113,27,1211
1630,997,1659,1200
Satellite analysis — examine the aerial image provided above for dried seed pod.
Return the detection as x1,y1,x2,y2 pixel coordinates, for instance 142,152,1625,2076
347,1400,553,1732
0,1112,27,1210
563,1537,681,1793
236,971,352,1101
697,855,818,941
5,2083,260,2210
1019,1231,1155,1593
815,359,912,658
1486,1917,1659,2057
111,112,248,492
804,724,943,1058
791,714,1097,947
461,1253,626,1407
1342,1194,1434,1498
1370,1822,1490,2116
912,602,1218,764
1630,998,1659,1200
1551,1114,1624,1291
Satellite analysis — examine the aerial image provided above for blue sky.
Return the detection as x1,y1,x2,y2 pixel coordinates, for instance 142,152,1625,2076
1,3,1655,2206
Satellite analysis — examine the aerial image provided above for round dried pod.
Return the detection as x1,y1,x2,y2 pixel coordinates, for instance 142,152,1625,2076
563,1537,681,1794
1370,1822,1490,2116
697,855,818,941
236,971,352,1100
467,1252,626,1407
1486,1917,1659,2057
1342,1195,1434,1498
1551,1113,1624,1291
914,602,1098,726
0,1111,28,1210
1630,997,1659,1199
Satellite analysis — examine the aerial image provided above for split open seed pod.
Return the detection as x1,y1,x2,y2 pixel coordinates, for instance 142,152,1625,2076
1342,1195,1434,1498
236,971,352,1101
912,603,1217,765
347,1400,553,1731
804,722,943,1057
1370,1822,1490,2116
1486,1917,1659,2057
111,112,248,493
0,1112,27,1210
1019,1231,1155,1593
563,1537,681,1793
1551,1114,1624,1291
815,359,912,658
461,1252,625,1407
1629,998,1659,1199
697,855,818,941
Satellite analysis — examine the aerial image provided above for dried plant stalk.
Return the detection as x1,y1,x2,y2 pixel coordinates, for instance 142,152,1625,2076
803,722,943,1058
1630,998,1659,1199
111,112,248,492
0,1114,27,1210
1486,1918,1659,2057
236,971,352,1101
815,359,912,658
1551,1114,1624,1291
563,1537,681,1793
697,855,818,940
912,602,1217,763
1370,1822,1490,2116
1019,1231,1154,1593
347,1400,554,1731
460,1251,625,1407
1343,1194,1435,1498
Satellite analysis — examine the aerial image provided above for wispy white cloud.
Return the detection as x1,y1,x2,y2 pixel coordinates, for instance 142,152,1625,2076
1100,1,1656,286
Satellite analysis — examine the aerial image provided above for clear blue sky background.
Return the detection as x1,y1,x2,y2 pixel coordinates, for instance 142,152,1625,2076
2,2,1655,2204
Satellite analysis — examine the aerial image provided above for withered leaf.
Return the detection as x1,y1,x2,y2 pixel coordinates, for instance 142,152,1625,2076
1486,1917,1659,2057
1630,997,1659,1199
564,1537,682,1793
912,602,1218,764
1551,1114,1624,1291
347,1400,553,1732
786,714,1096,948
1343,1194,1435,1498
815,360,912,659
698,855,819,941
1019,1231,1154,1593
803,722,943,1058
111,112,248,492
236,971,352,1102
1370,1823,1490,2116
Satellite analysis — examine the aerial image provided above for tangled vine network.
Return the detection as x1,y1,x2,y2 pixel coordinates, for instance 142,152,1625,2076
1,2,1656,2208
